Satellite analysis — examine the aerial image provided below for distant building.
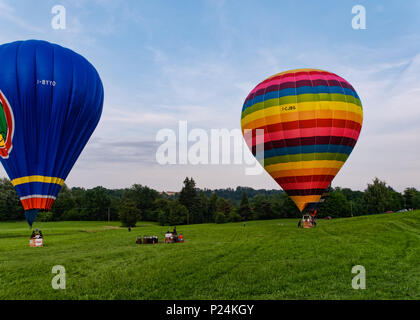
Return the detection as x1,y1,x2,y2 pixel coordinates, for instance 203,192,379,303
159,191,177,196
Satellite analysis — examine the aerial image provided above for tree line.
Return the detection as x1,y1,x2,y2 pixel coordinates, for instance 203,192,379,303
0,177,419,225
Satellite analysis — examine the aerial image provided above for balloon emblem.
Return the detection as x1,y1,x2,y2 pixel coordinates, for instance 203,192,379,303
241,69,362,212
0,40,104,226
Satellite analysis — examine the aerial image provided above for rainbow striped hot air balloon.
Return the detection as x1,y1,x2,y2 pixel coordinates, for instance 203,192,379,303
241,69,363,212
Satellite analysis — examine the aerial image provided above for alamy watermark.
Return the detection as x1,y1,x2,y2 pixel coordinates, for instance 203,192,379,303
352,5,366,30
51,5,66,30
155,121,264,175
351,265,366,289
52,265,66,290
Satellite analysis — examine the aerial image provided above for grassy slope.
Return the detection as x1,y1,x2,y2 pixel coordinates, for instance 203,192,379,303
0,211,419,300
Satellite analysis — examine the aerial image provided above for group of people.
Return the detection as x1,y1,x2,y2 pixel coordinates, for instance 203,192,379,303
167,226,177,235
165,226,183,243
135,227,179,244
132,226,182,244
30,228,43,239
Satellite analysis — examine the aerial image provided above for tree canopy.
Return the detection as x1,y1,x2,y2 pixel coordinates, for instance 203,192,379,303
0,176,416,225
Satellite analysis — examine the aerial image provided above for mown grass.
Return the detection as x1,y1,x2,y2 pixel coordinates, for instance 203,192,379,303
0,211,419,300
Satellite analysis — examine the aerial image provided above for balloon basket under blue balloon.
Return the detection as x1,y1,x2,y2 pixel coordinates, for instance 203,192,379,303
29,238,44,247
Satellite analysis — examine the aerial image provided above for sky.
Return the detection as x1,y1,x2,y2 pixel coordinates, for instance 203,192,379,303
0,0,419,192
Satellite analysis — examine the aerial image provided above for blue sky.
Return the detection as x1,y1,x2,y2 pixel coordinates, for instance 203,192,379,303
0,0,420,192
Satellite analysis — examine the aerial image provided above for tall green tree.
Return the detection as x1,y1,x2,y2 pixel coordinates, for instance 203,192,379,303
317,189,350,217
363,178,393,214
81,186,111,220
217,198,232,217
339,188,365,216
251,195,274,220
190,191,208,224
402,188,420,209
388,187,404,212
0,178,24,221
179,177,197,224
179,178,197,208
208,193,218,222
238,192,252,221
154,198,172,226
124,184,159,221
119,198,141,227
51,184,75,220
167,201,188,225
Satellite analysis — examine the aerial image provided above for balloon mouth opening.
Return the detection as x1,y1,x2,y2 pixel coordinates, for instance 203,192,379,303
25,209,39,227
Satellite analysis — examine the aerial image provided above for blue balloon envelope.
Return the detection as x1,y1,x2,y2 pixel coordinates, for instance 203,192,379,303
0,40,103,226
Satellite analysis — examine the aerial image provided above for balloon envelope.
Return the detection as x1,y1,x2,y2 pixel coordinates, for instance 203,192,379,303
0,40,103,226
241,68,362,212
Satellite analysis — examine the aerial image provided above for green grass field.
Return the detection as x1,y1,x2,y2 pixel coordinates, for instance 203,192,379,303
0,211,419,300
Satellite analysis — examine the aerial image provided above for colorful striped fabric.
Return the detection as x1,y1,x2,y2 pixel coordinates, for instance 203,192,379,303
241,69,363,212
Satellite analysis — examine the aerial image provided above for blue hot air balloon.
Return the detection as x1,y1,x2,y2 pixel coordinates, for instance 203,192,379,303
0,40,103,226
